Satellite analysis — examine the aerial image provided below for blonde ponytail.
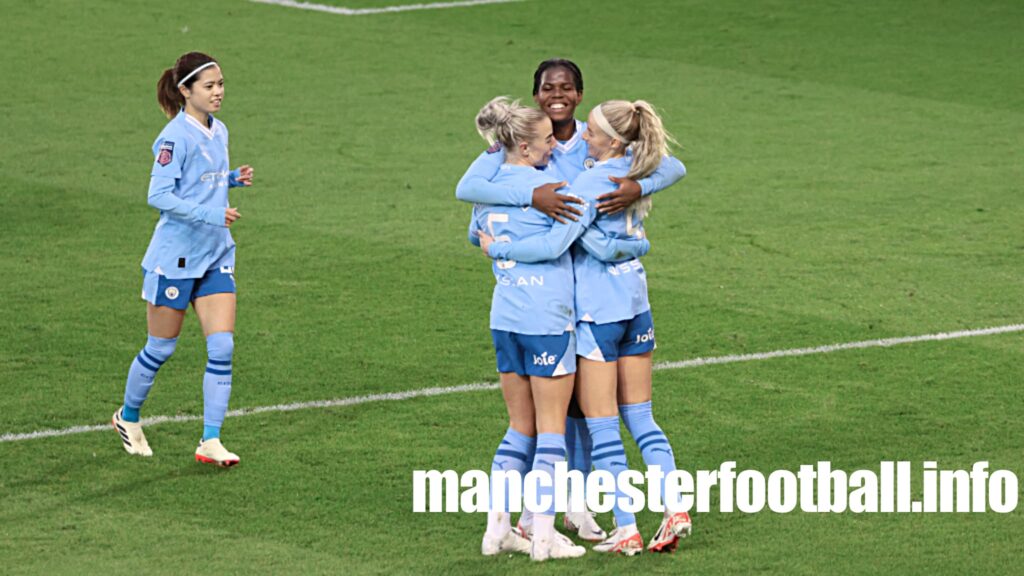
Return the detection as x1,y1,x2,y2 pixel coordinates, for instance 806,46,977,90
593,100,678,220
595,100,676,180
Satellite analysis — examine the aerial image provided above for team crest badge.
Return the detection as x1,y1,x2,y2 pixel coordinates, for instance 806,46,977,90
583,157,596,169
157,141,175,166
164,286,179,300
486,142,503,154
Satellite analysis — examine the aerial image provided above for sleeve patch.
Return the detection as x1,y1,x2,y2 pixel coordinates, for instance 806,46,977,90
486,142,503,154
157,141,175,166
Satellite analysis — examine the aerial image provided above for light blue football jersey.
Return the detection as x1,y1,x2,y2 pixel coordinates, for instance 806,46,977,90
455,119,686,204
548,119,590,183
141,112,235,279
569,157,652,324
469,164,580,335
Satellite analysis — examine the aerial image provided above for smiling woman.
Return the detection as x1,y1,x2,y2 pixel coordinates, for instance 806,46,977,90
111,52,255,469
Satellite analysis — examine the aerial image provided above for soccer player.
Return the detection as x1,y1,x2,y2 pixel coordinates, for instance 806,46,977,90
112,52,253,468
456,58,687,541
469,96,593,562
479,100,692,555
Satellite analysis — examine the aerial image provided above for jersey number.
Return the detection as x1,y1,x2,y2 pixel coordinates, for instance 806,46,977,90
487,213,517,270
625,205,642,237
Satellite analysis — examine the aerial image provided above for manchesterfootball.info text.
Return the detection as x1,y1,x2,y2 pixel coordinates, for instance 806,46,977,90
413,461,1018,514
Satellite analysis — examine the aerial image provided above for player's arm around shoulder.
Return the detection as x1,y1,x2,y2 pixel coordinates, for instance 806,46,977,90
455,146,528,205
638,154,686,197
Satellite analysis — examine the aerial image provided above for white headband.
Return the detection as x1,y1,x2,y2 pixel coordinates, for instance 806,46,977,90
592,105,631,144
177,61,219,87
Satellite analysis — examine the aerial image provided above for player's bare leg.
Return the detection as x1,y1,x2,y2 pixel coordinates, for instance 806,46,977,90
483,373,534,556
618,352,692,552
528,374,585,561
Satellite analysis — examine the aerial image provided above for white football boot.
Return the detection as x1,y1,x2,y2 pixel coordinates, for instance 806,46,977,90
530,531,586,562
194,438,240,467
593,524,644,556
112,408,152,457
481,525,532,556
563,510,607,542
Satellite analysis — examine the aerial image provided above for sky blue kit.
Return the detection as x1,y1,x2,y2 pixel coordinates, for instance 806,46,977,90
455,120,686,206
142,111,240,281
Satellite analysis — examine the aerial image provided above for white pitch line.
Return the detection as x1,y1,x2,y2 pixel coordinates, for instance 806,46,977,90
2,324,1022,444
250,0,520,16
653,323,1024,370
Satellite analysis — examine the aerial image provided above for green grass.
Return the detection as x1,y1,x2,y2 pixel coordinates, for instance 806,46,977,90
1,0,1022,573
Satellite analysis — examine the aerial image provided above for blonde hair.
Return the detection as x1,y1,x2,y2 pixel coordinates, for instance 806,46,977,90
475,96,548,151
596,100,676,180
595,100,678,220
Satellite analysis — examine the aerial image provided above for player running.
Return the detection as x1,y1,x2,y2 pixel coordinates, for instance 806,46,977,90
113,52,253,468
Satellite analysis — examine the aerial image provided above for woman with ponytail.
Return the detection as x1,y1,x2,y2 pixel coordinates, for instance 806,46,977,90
573,100,691,556
469,95,614,563
478,100,692,556
470,95,652,561
455,60,687,541
112,52,254,468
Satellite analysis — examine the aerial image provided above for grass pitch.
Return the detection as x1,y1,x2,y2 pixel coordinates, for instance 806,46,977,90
1,0,1022,573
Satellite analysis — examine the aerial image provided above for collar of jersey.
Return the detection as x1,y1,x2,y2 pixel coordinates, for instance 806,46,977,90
499,163,542,172
554,119,584,153
179,110,218,140
591,155,630,169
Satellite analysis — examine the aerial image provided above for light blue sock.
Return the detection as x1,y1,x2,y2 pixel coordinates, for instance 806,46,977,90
491,428,536,513
586,416,636,527
202,332,234,441
122,335,177,422
567,416,592,477
532,433,567,517
620,401,677,500
564,416,578,469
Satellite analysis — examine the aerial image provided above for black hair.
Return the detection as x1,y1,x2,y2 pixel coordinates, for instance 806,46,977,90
532,58,583,95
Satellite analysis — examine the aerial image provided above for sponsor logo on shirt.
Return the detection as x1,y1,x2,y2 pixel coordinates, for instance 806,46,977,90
200,170,230,183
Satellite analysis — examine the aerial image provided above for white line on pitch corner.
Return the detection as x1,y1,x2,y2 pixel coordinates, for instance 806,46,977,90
2,323,1022,444
250,0,520,16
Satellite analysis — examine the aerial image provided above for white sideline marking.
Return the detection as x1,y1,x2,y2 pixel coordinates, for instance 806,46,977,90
2,324,1022,444
653,324,1024,370
250,0,520,16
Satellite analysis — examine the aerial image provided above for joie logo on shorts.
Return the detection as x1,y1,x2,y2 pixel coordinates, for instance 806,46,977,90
533,352,557,366
164,287,180,300
635,327,655,344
